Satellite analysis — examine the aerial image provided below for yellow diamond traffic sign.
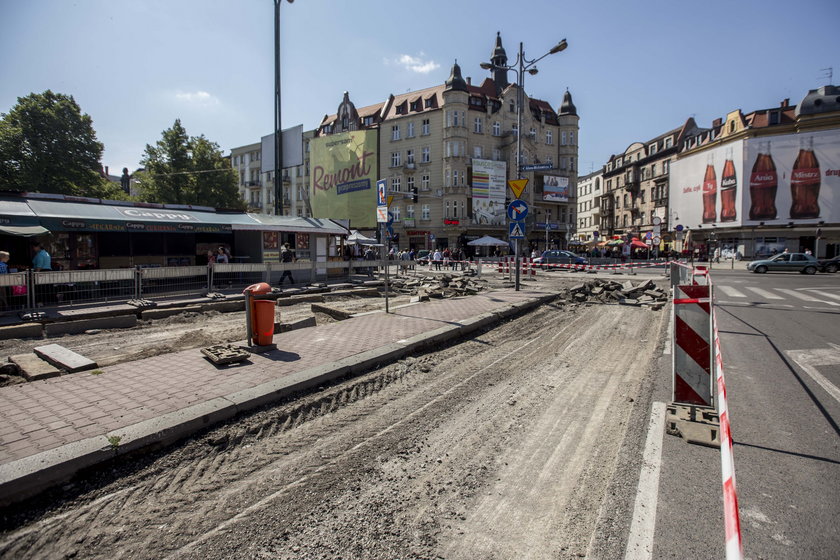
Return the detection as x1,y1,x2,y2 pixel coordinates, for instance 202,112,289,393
387,195,394,207
508,179,528,199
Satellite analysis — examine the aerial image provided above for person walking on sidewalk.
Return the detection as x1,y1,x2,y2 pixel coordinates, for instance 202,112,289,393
31,242,51,271
432,248,443,271
364,245,377,278
278,243,296,286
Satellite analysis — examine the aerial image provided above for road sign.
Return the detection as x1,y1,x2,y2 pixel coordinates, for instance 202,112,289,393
645,232,653,240
509,221,525,239
387,195,394,207
653,236,661,244
652,216,662,226
506,200,529,220
520,163,553,171
593,231,600,238
376,206,388,223
663,233,672,242
675,224,684,232
508,179,528,199
376,179,387,206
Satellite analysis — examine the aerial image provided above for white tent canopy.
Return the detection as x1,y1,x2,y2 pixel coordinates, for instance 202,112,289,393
467,235,509,247
346,230,379,245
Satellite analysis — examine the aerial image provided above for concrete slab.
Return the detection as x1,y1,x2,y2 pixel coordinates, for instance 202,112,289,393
33,344,98,373
9,353,61,381
140,306,203,320
45,314,137,336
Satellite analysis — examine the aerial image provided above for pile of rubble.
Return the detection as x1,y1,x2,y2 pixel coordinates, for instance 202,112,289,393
565,278,668,310
387,274,488,301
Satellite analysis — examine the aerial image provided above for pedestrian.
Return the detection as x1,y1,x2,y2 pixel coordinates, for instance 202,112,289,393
364,245,376,278
216,246,229,264
408,248,416,270
278,242,296,285
805,248,812,256
0,251,8,309
432,248,443,271
399,249,410,276
206,250,216,266
443,247,451,269
31,242,51,271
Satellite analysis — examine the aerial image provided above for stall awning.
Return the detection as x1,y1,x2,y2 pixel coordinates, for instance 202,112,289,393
0,225,49,237
238,214,349,235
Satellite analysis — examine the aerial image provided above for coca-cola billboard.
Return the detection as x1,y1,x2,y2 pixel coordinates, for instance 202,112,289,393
670,130,840,228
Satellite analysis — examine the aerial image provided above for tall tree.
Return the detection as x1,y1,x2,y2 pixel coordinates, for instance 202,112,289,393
139,120,244,210
0,90,108,195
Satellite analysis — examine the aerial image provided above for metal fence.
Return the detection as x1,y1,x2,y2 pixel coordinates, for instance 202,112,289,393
0,261,390,315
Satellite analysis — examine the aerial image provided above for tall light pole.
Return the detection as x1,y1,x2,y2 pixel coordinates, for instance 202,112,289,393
273,0,294,216
481,38,567,291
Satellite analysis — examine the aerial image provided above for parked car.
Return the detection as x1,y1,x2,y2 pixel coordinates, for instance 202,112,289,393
533,250,589,270
415,249,431,265
747,252,819,274
818,255,840,273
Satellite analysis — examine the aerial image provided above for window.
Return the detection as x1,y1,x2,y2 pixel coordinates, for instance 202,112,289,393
546,155,553,166
392,206,401,221
447,110,464,127
662,159,670,174
453,170,460,185
406,149,415,165
445,200,450,217
651,163,657,176
569,132,575,145
422,146,430,163
424,98,434,108
391,152,401,167
511,123,518,136
649,143,658,155
474,117,483,134
474,145,483,158
391,125,400,141
407,122,415,138
421,118,430,135
530,128,536,140
391,176,401,192
445,169,451,187
664,137,672,148
561,131,567,145
407,205,415,218
364,116,375,126
492,121,501,136
421,174,430,190
509,101,515,112
546,130,553,145
639,189,645,203
446,141,464,157
410,100,420,111
560,157,567,170
570,157,575,172
407,175,415,192
493,148,502,161
421,204,430,220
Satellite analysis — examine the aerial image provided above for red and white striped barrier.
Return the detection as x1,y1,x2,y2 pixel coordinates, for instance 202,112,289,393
710,281,743,559
672,283,714,406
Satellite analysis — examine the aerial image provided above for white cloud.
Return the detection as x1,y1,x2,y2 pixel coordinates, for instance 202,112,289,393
174,90,220,106
389,53,440,74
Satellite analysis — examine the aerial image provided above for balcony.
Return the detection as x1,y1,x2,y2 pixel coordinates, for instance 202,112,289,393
404,162,416,171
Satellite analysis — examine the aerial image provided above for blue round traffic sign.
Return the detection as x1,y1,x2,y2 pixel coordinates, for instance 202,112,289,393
506,200,529,220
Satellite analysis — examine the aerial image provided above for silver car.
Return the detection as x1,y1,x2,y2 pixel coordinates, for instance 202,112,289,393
747,252,818,274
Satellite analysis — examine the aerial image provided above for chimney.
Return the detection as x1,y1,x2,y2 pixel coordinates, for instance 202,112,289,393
466,77,471,85
780,98,790,108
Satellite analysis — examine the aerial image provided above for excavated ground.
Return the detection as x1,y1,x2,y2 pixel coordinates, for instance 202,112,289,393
0,270,671,560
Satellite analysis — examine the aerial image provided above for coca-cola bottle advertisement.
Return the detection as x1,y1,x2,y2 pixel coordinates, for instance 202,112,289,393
702,153,717,223
749,141,777,221
720,146,738,222
790,136,820,219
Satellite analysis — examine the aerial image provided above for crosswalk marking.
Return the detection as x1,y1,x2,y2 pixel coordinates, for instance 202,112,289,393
806,290,840,301
745,287,784,300
775,288,840,306
718,285,746,298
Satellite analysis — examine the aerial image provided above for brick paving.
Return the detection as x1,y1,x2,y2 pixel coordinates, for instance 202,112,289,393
0,289,547,467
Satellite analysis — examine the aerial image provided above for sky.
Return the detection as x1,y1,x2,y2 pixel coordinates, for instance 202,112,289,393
2,0,839,178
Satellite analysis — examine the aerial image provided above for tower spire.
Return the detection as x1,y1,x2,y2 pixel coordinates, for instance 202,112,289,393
490,31,509,94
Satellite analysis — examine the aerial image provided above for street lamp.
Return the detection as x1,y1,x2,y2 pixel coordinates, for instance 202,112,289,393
481,38,568,291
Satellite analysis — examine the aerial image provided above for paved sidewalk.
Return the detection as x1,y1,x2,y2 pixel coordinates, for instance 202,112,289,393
0,288,555,506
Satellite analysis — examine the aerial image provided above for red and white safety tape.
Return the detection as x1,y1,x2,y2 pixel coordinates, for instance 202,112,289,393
709,276,744,559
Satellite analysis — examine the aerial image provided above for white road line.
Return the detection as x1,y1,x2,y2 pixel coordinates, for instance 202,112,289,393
745,287,784,300
624,401,666,560
805,289,840,301
786,345,840,405
718,285,747,298
776,288,840,306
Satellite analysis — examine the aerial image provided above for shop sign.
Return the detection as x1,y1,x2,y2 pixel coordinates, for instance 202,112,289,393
444,219,460,225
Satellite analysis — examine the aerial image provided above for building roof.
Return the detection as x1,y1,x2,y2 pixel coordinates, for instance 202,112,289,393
795,85,840,117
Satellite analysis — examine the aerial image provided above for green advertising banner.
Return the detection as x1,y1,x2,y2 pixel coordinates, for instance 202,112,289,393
310,130,378,228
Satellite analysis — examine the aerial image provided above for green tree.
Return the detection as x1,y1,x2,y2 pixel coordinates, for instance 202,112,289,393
0,90,108,195
139,119,244,210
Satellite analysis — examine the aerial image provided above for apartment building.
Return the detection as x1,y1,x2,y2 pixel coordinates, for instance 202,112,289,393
315,33,579,253
576,170,603,242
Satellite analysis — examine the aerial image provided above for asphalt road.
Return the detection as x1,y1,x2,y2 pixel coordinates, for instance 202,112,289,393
652,268,840,559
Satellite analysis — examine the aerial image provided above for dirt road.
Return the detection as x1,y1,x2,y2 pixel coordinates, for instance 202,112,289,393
0,287,668,560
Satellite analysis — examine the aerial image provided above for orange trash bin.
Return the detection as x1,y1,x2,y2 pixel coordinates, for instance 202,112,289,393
251,299,275,346
243,282,274,346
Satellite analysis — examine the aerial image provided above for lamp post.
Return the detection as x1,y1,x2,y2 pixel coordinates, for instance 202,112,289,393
273,0,294,216
481,38,567,291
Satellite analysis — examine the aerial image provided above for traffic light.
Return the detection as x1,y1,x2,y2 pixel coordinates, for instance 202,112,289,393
412,187,418,202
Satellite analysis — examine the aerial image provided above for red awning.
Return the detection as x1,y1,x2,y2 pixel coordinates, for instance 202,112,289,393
630,238,649,249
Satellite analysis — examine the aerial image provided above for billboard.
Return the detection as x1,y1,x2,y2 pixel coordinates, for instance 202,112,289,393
471,159,506,225
671,130,840,228
309,130,378,228
543,175,569,202
261,124,304,172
